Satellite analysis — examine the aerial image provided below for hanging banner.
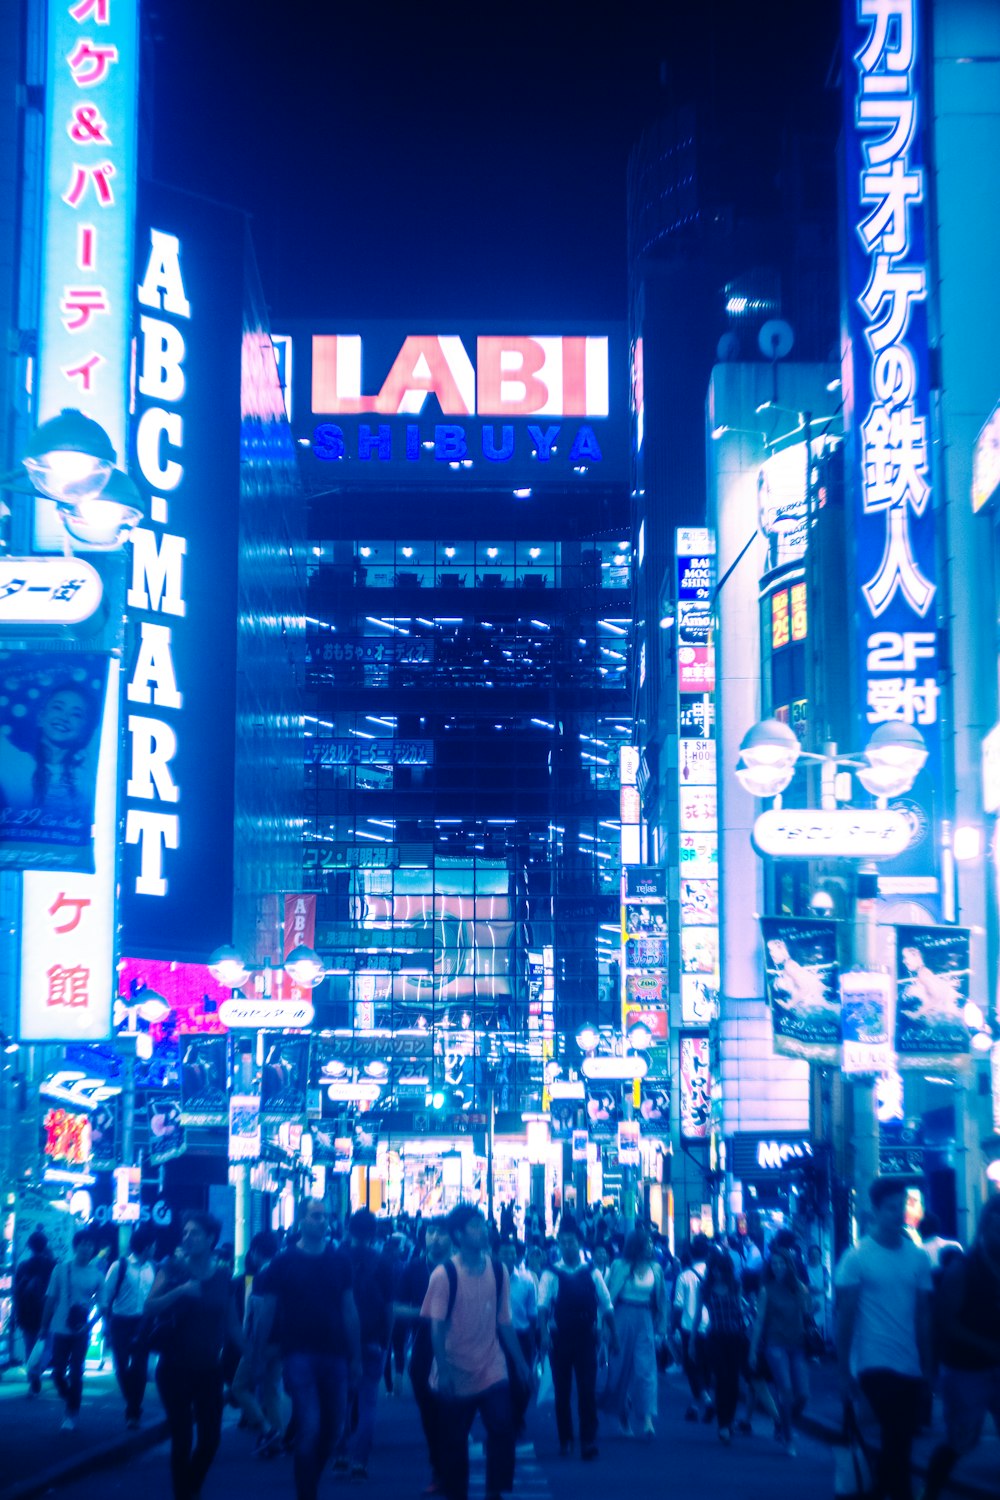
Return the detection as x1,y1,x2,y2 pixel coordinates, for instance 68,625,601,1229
617,1121,641,1166
228,1095,262,1161
260,1034,312,1120
840,970,894,1075
571,1128,589,1163
283,893,317,956
0,652,111,872
179,1033,229,1125
679,1032,711,1140
760,916,840,1063
351,1120,379,1166
895,925,971,1069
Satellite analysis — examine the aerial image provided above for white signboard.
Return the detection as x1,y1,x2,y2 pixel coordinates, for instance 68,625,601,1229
0,559,103,625
752,808,912,860
581,1054,648,1081
218,997,315,1030
679,738,716,786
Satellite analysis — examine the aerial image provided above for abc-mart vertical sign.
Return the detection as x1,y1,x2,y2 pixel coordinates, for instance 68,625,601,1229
842,0,941,900
35,0,137,551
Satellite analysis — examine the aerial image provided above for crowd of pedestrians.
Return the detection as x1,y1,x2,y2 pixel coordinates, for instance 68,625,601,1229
8,1177,1000,1500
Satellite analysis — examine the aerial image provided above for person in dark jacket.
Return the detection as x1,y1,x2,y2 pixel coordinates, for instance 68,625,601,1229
400,1218,453,1493
334,1209,394,1477
14,1229,56,1393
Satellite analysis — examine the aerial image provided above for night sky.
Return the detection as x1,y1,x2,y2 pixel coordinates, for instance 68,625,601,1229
147,0,839,323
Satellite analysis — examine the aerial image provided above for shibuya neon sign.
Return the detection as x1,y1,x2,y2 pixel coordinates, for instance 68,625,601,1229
309,333,609,468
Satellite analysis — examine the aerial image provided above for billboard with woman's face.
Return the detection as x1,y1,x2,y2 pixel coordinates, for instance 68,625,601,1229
0,652,110,871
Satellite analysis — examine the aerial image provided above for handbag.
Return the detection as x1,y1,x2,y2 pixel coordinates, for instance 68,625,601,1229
833,1401,874,1498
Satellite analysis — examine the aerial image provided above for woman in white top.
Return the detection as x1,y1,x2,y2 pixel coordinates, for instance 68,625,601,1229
603,1229,667,1438
40,1229,104,1430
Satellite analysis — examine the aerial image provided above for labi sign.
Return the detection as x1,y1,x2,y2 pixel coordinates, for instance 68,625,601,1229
281,325,626,487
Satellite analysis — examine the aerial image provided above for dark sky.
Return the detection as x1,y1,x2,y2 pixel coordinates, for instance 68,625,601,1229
147,0,839,323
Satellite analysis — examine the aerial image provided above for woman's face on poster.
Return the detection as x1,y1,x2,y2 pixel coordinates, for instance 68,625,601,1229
37,689,90,749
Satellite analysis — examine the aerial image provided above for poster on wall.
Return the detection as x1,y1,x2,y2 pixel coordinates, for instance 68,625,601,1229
894,925,971,1070
840,970,893,1075
760,917,840,1064
637,1085,671,1134
228,1095,261,1161
179,1033,229,1125
584,1087,619,1137
0,652,111,872
679,1032,711,1141
260,1035,312,1120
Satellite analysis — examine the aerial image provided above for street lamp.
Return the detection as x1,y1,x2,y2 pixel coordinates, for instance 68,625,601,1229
8,409,144,551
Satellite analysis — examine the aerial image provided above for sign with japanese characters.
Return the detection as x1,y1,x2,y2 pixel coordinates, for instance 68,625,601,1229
306,738,434,767
0,560,103,627
228,1095,261,1161
283,324,626,487
753,806,912,859
842,0,941,902
895,924,971,1069
679,1032,711,1140
679,739,716,786
760,916,840,1064
0,651,110,871
36,0,138,551
18,659,119,1041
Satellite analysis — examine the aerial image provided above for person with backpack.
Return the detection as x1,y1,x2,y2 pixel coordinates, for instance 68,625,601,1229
334,1208,394,1478
39,1228,104,1430
101,1223,157,1427
13,1228,56,1394
420,1203,531,1500
672,1235,714,1423
921,1196,1000,1499
537,1212,616,1460
695,1246,749,1446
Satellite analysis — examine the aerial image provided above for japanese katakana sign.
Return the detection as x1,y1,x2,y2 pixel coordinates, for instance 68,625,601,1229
0,558,103,626
842,0,942,902
19,660,119,1041
36,0,138,550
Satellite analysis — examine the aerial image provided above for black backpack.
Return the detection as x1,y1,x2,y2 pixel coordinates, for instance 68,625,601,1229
14,1256,54,1325
350,1244,393,1347
443,1256,504,1320
552,1264,599,1333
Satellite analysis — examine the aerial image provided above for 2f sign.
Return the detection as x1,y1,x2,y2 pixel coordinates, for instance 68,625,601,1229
125,231,190,897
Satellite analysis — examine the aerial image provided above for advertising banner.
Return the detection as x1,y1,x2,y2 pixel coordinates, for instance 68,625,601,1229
260,1035,311,1120
284,894,317,956
584,1087,619,1137
0,652,111,871
618,1121,641,1166
760,916,840,1064
179,1033,229,1125
147,1096,184,1162
571,1128,589,1163
637,1085,671,1134
228,1095,262,1161
679,1033,711,1141
895,925,970,1069
842,0,941,905
352,1121,379,1167
840,970,893,1075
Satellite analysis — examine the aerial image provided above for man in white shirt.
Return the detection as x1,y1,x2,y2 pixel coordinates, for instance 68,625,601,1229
836,1177,933,1500
102,1224,157,1427
538,1214,615,1460
672,1234,712,1422
40,1230,104,1430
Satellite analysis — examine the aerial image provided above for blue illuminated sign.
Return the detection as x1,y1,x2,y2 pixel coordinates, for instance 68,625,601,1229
842,0,941,901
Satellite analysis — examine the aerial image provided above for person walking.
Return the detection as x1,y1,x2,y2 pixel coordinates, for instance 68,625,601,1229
695,1247,747,1446
146,1211,244,1500
835,1177,933,1500
421,1203,531,1500
253,1197,362,1500
672,1236,713,1422
102,1223,157,1427
749,1239,811,1454
230,1230,284,1457
335,1208,394,1478
921,1196,1000,1499
13,1228,56,1395
401,1216,453,1495
497,1237,538,1436
538,1212,616,1460
604,1226,665,1438
39,1228,103,1430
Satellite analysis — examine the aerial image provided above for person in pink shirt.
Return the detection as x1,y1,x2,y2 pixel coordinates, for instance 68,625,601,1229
420,1204,531,1500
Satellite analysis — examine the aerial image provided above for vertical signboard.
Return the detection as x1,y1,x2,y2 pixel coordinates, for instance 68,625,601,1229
36,0,138,550
19,661,120,1041
842,0,941,901
759,916,841,1064
122,185,243,955
676,529,719,1025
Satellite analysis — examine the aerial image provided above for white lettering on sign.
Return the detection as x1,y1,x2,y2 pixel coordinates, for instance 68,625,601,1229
126,229,189,900
756,1139,813,1170
310,334,609,418
218,998,316,1030
752,807,913,859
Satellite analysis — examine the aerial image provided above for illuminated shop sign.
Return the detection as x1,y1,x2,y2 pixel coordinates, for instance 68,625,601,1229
123,186,244,954
306,738,434,768
0,559,103,627
729,1133,813,1177
769,584,808,651
283,324,626,486
753,806,912,859
35,0,138,551
842,0,941,903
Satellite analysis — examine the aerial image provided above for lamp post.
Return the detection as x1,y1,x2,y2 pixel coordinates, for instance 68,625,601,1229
735,718,929,1211
207,942,327,1264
